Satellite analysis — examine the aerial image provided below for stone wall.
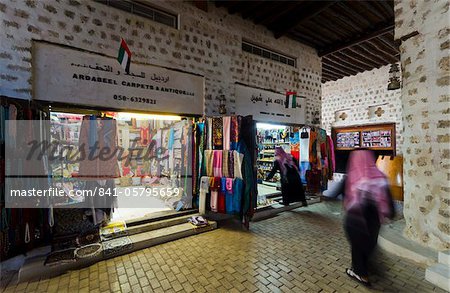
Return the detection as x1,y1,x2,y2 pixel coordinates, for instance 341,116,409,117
321,65,403,154
0,0,321,123
395,0,450,250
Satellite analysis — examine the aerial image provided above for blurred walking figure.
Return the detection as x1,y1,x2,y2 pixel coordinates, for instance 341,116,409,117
266,146,307,206
344,150,395,287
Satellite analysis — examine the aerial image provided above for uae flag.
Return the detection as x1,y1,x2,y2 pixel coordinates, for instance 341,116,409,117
285,91,297,108
117,38,131,73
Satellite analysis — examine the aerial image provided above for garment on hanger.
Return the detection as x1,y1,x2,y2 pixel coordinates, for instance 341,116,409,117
199,176,209,215
299,128,310,162
212,117,223,150
213,150,223,177
222,116,231,150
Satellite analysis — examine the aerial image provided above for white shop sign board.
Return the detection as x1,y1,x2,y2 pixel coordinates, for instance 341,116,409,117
33,42,204,115
234,84,306,124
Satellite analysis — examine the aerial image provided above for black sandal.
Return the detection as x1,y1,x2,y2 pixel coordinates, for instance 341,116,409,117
346,268,371,287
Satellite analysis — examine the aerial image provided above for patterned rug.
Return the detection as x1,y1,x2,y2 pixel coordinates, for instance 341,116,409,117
102,236,133,257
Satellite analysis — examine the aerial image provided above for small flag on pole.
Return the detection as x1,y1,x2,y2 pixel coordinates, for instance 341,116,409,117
285,91,297,108
117,38,131,73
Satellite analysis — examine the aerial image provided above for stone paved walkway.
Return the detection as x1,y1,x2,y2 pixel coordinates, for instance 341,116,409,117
3,202,446,292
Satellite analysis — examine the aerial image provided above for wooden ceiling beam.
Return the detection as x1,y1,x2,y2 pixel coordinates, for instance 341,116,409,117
345,47,382,68
323,54,368,73
322,68,343,80
378,34,400,53
288,32,323,48
310,15,352,40
331,52,374,72
370,0,394,20
351,44,389,66
323,62,358,77
372,38,400,57
260,1,303,26
318,23,394,57
364,41,399,63
335,50,379,70
273,1,338,39
291,26,331,47
335,1,371,28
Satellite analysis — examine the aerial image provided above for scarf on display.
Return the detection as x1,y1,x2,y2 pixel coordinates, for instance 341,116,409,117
218,177,226,213
274,146,298,176
344,150,392,224
232,178,243,214
222,150,229,178
222,116,231,150
309,128,318,165
228,151,234,178
233,150,244,180
212,117,223,150
230,116,240,150
225,178,233,214
204,150,213,177
209,177,221,212
206,117,213,150
213,150,223,177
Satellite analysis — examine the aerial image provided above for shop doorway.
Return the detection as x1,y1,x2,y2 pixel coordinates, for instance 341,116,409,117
49,110,194,222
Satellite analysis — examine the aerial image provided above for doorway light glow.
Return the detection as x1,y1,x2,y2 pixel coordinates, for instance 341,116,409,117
256,123,287,130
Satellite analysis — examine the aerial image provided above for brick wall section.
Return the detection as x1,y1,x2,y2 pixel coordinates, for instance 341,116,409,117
395,0,450,250
321,65,403,155
0,0,322,124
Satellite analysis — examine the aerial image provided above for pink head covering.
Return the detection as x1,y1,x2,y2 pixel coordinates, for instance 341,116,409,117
344,150,392,223
275,146,297,175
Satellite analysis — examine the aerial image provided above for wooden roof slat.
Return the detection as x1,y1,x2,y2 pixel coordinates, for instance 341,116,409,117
287,31,326,48
334,50,379,70
364,41,399,63
344,47,382,68
331,52,374,72
309,15,354,41
323,62,358,77
351,44,391,66
378,34,400,54
370,1,394,20
334,2,372,29
371,38,400,57
318,23,394,57
323,54,369,73
322,70,342,80
273,1,338,39
349,1,385,24
291,26,332,46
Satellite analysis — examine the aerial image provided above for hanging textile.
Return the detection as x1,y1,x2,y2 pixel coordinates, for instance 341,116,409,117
299,128,310,162
222,116,231,150
212,117,223,150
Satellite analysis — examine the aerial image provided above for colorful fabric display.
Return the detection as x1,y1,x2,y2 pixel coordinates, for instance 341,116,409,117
225,178,234,214
206,117,213,150
209,177,221,212
213,150,223,177
228,151,234,178
233,151,244,180
299,161,311,184
218,177,226,213
212,117,223,150
230,116,240,150
222,116,231,150
222,150,229,178
204,150,214,177
232,178,243,214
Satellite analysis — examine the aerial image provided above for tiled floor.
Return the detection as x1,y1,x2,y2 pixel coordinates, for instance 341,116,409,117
3,202,446,292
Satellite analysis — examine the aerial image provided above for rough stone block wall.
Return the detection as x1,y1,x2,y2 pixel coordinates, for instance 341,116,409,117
0,0,321,124
395,0,450,250
321,66,403,155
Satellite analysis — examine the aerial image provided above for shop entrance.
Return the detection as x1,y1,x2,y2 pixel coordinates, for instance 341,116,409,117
50,110,194,222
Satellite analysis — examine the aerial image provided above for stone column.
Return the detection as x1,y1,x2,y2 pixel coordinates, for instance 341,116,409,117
395,0,450,249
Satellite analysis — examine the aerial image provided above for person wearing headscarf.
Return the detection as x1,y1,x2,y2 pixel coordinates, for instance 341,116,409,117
344,150,395,287
266,147,307,206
